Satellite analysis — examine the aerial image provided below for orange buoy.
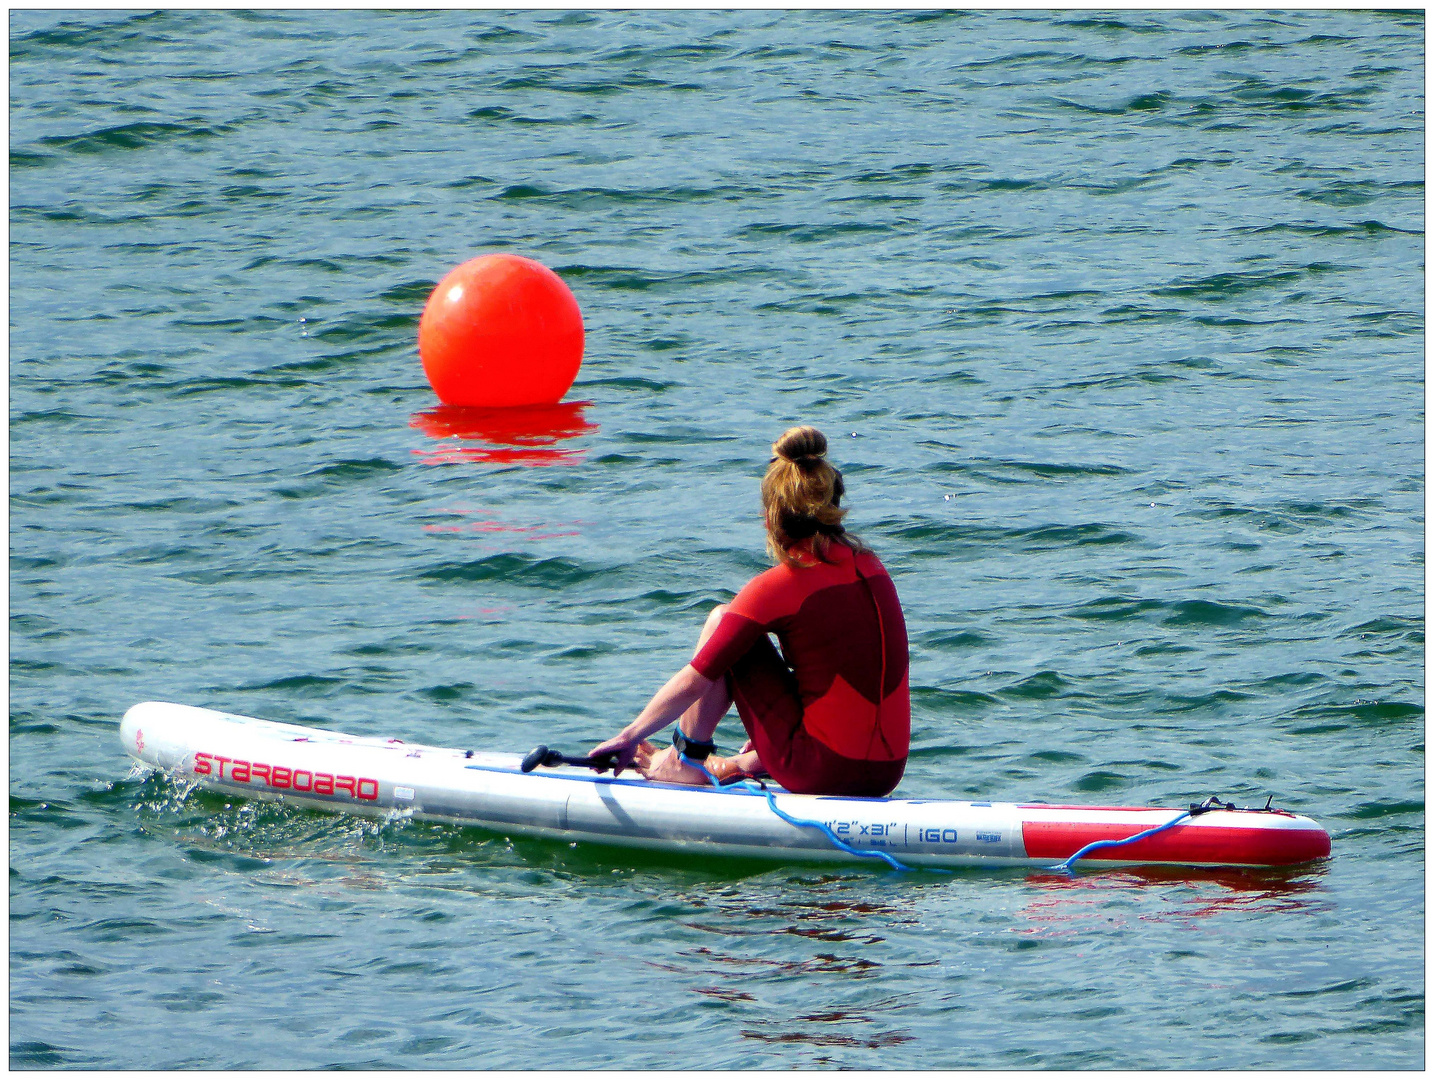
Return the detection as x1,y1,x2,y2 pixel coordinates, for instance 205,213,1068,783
418,253,584,408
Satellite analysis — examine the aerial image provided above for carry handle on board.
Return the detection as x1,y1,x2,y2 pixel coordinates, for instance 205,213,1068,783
521,744,624,775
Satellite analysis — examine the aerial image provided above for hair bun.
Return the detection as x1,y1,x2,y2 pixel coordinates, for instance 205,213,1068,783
773,425,828,464
762,423,867,564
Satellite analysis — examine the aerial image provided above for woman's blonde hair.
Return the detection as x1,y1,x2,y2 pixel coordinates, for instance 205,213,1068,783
761,425,870,565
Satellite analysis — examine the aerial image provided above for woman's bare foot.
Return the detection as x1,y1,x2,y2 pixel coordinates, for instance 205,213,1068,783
705,749,767,782
634,742,712,786
732,749,767,777
703,754,744,783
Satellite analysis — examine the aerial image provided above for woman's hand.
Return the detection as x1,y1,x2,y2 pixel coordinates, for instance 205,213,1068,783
588,733,642,772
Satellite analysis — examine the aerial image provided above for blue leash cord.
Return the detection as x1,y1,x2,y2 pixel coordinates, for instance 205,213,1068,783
1048,810,1192,873
677,750,1196,875
678,751,917,872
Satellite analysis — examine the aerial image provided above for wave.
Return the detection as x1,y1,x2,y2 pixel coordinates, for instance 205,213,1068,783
1295,179,1423,207
235,674,349,695
37,119,227,155
930,458,1132,482
1345,799,1423,820
914,629,995,650
1287,699,1423,728
1152,264,1350,301
494,182,766,208
1341,616,1423,642
998,670,1083,700
1162,600,1271,627
889,519,1141,554
415,552,603,589
1072,769,1129,793
1235,220,1421,240
909,686,999,714
552,263,777,294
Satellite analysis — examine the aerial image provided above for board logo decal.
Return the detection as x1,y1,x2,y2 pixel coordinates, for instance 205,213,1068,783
192,751,379,800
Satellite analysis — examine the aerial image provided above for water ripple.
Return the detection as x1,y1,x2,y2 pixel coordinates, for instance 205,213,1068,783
8,8,1422,1072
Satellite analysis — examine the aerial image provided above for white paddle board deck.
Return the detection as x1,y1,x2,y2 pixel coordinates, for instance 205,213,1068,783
120,701,1331,869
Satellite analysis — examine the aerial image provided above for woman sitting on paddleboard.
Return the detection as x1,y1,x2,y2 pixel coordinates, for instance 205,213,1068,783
592,425,909,796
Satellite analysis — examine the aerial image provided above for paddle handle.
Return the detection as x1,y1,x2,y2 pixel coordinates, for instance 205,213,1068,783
520,744,623,775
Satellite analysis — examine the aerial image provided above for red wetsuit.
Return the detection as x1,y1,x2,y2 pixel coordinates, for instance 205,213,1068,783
690,540,909,797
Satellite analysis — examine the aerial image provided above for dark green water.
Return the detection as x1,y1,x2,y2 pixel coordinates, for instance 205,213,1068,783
10,9,1423,1069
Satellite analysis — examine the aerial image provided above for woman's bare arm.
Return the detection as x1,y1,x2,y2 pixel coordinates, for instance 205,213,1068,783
589,664,713,768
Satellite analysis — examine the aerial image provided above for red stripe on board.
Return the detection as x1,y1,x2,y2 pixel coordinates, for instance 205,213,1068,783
1017,803,1300,818
1021,820,1331,867
1017,804,1161,813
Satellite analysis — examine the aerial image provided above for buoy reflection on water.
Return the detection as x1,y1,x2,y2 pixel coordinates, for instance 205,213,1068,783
409,401,598,466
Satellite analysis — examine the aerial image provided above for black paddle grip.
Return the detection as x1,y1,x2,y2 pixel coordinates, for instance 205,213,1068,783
521,745,624,775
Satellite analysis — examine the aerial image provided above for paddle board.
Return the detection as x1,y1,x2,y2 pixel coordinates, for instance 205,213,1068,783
119,701,1331,870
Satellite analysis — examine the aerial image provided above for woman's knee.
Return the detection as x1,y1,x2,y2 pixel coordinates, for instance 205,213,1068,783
691,604,729,657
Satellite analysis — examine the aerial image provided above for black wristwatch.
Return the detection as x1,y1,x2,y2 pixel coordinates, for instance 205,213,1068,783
672,728,717,761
